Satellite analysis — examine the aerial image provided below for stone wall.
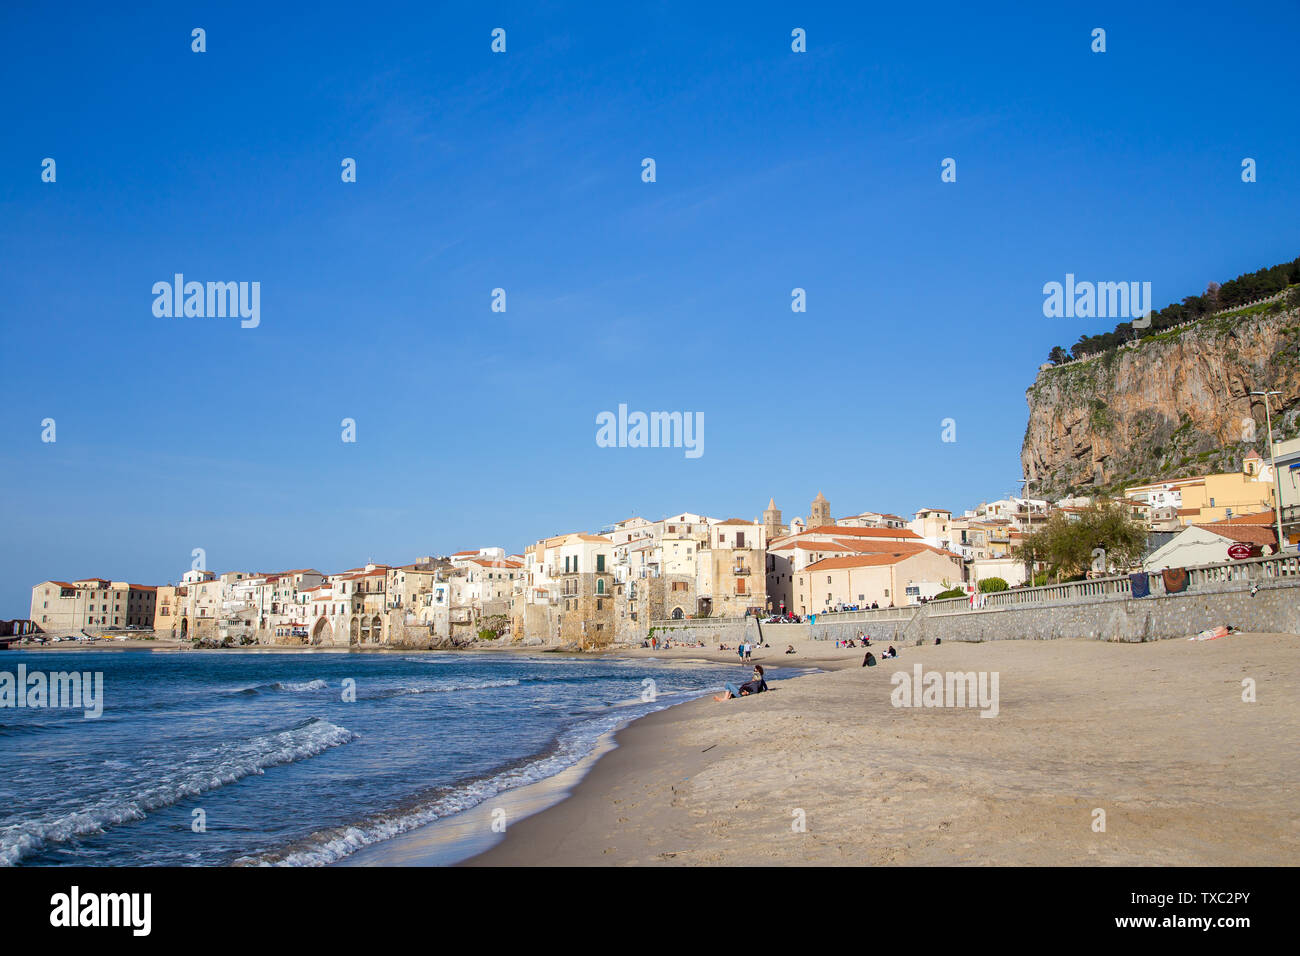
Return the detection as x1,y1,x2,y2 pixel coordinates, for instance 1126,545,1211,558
647,617,759,645
811,578,1300,644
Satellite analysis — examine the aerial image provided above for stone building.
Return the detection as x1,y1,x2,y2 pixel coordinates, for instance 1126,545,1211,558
763,497,787,541
30,579,157,634
808,492,832,529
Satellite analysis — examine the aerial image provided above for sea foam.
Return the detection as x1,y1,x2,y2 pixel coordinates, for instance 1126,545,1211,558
0,717,355,866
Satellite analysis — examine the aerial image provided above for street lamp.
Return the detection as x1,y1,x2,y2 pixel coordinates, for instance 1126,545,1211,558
1250,389,1287,554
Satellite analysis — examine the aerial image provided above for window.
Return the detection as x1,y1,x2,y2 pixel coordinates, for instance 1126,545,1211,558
596,554,605,573
736,532,745,548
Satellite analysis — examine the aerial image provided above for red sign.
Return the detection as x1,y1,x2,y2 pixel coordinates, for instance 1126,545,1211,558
1227,543,1252,560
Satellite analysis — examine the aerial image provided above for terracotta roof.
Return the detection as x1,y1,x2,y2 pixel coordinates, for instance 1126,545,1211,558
1207,510,1276,526
804,525,921,540
715,518,756,526
451,550,479,556
577,534,613,542
1195,525,1277,547
805,554,916,570
786,541,856,552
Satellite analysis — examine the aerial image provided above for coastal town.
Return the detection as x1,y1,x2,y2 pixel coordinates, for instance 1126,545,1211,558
20,438,1300,650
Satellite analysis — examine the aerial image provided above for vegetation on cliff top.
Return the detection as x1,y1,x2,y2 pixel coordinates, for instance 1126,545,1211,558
1046,256,1300,364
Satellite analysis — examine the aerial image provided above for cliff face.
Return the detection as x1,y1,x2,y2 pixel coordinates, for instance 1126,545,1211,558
1022,301,1300,498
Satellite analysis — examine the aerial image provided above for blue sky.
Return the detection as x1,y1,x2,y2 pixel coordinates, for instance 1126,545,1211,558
1,1,1297,615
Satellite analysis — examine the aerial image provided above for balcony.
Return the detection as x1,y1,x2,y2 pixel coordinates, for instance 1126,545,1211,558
732,567,751,575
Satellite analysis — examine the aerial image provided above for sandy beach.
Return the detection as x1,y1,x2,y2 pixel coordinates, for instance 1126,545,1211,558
6,638,192,652
427,632,1300,866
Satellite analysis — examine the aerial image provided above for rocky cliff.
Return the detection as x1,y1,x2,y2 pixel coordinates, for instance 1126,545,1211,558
1022,295,1300,498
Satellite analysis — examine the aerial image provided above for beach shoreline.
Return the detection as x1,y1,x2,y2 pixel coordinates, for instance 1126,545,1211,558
454,633,1299,866
327,636,857,866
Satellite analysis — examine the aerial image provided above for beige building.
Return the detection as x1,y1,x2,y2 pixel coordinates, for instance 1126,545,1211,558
700,518,766,617
1274,436,1300,549
793,546,964,615
1125,455,1275,526
31,579,157,634
766,525,930,613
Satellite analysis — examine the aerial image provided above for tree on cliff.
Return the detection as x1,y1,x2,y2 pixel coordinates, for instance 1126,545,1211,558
1014,501,1148,580
1046,254,1300,364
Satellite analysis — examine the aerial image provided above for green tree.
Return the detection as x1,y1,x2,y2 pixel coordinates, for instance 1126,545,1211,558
1014,501,1147,579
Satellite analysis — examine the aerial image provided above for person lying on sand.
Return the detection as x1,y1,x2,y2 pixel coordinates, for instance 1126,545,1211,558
714,665,768,701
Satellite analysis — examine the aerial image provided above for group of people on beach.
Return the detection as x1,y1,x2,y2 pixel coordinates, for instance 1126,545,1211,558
862,645,898,667
644,635,704,650
836,630,873,649
718,641,767,658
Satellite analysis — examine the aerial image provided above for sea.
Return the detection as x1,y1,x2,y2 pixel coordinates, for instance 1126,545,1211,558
0,649,784,866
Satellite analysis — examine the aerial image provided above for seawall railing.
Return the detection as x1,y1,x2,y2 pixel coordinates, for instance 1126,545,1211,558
647,616,748,631
811,552,1299,636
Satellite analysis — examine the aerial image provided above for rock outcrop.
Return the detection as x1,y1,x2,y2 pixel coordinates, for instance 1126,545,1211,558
1022,296,1300,498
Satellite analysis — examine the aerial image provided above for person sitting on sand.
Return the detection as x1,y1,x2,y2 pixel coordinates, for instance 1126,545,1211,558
881,644,898,659
714,665,768,701
785,643,796,654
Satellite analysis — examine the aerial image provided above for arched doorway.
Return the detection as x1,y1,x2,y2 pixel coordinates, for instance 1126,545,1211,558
349,617,360,645
671,607,683,620
312,618,331,646
180,617,189,638
371,615,383,644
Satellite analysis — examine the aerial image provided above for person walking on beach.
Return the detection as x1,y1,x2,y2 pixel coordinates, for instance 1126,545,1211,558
743,642,753,661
